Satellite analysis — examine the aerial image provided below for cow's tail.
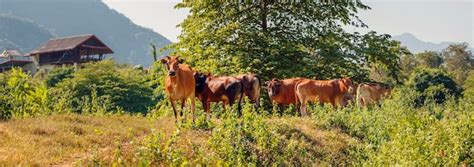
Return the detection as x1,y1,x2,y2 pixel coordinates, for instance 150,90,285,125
254,74,262,108
294,80,302,115
355,84,362,109
237,80,244,116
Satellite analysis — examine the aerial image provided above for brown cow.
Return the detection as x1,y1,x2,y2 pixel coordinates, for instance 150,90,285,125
236,74,261,108
296,77,354,116
194,73,244,117
265,78,304,114
356,83,391,107
161,56,196,122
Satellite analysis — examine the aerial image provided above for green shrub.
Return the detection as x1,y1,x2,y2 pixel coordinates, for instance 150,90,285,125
50,60,155,114
310,85,473,165
463,71,474,99
0,68,50,120
44,67,74,87
136,130,187,166
407,68,461,106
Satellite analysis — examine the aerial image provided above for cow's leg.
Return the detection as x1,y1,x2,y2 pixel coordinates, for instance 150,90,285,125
170,99,178,123
205,101,211,119
190,94,196,123
300,100,308,117
255,90,261,109
294,104,301,116
228,99,236,114
278,104,285,116
222,102,226,113
330,98,337,109
180,99,185,117
237,93,243,116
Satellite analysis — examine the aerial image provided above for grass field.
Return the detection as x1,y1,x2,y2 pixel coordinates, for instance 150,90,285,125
0,113,357,166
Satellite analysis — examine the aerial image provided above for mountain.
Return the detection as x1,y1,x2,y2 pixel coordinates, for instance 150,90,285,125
0,0,170,66
392,33,473,53
0,15,54,53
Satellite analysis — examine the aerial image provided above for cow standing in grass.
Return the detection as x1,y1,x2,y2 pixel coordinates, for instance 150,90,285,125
194,72,244,117
296,78,355,116
356,83,391,107
161,56,196,122
265,78,305,115
236,74,261,109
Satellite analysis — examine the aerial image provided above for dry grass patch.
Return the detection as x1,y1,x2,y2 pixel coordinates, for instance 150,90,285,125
0,114,358,166
0,114,156,166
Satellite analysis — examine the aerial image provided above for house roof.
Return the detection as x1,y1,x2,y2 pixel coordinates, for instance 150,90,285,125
0,50,23,58
29,34,113,55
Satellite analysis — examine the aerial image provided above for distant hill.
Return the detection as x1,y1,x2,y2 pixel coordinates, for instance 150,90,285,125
392,33,473,53
0,0,170,66
0,15,54,54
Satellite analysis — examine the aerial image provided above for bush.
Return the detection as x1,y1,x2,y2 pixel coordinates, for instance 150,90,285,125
407,68,461,106
463,71,474,99
0,68,49,120
50,60,155,114
44,67,74,87
310,86,473,165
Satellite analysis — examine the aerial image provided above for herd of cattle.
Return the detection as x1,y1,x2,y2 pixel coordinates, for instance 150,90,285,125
161,56,391,122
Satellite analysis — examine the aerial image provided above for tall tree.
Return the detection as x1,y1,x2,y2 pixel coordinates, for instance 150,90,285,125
415,51,443,69
442,43,473,85
172,1,405,83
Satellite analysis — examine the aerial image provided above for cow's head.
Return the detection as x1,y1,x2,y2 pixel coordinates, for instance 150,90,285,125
265,78,282,97
340,77,355,94
161,55,184,77
193,72,208,93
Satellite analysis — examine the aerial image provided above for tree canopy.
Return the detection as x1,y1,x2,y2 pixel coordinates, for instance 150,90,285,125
172,1,409,83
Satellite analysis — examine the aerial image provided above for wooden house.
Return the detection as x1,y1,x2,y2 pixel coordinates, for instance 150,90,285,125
28,34,113,74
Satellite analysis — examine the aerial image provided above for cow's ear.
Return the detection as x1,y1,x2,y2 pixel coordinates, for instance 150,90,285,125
178,58,184,64
264,81,270,85
160,58,167,64
160,56,169,64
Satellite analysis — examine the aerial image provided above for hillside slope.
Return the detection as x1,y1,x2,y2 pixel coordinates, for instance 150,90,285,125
0,0,170,66
0,15,54,53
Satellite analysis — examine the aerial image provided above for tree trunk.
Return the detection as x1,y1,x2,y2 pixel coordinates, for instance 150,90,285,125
260,0,268,32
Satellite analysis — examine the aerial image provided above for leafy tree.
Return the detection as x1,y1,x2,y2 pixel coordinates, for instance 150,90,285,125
172,1,406,83
44,67,74,87
441,43,473,85
51,60,155,114
407,68,461,106
399,54,417,80
463,71,474,99
415,51,443,69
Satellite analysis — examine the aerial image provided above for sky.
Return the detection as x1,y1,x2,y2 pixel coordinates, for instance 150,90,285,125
102,0,473,46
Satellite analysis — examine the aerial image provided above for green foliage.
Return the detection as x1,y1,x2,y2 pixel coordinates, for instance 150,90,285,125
441,43,473,85
50,60,155,114
463,71,474,99
415,51,443,69
136,130,187,166
173,1,406,84
208,104,317,165
311,87,473,165
44,67,74,87
0,68,49,120
407,68,461,106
